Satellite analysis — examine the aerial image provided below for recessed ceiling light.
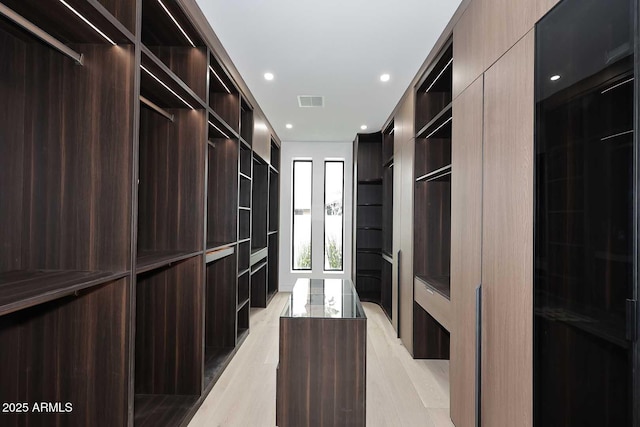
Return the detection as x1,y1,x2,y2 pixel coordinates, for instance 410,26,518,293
550,74,561,81
286,124,293,129
361,125,367,130
380,74,390,82
264,72,274,81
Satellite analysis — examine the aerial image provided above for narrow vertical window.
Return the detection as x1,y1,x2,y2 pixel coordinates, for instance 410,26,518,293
324,161,344,271
292,160,312,270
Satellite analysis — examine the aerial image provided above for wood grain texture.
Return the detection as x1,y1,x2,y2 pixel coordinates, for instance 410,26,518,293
413,302,450,359
252,109,271,162
0,29,26,272
207,139,238,246
135,256,203,395
138,108,205,254
0,278,129,427
415,278,451,332
16,43,135,273
452,0,485,99
205,253,237,349
396,92,415,353
277,317,367,427
95,0,136,33
481,31,534,427
210,92,240,133
450,76,483,427
148,46,208,102
536,0,561,21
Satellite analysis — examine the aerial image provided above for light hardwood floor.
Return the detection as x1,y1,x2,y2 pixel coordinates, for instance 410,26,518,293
189,293,454,427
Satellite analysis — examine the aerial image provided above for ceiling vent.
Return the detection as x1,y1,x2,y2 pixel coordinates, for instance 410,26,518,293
298,95,324,108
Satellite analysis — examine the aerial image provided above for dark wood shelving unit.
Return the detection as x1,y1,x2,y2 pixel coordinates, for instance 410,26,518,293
381,122,394,319
208,53,240,133
0,2,135,424
251,154,269,253
204,248,237,388
134,256,203,427
0,0,281,424
413,39,453,359
141,0,207,102
353,132,384,304
207,115,239,249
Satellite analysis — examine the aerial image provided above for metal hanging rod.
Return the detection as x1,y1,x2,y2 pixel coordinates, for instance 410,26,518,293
140,96,174,122
0,3,84,65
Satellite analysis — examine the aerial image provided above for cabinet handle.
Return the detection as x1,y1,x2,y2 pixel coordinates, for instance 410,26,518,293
476,284,482,427
397,250,401,338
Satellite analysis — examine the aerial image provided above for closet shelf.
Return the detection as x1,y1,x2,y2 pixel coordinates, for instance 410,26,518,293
237,298,250,311
416,103,452,138
136,250,200,274
415,275,451,300
0,269,128,317
358,178,383,185
134,394,199,427
416,165,452,183
204,346,236,388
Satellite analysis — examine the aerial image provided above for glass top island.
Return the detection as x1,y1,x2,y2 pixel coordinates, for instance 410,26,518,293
281,278,366,319
276,278,367,427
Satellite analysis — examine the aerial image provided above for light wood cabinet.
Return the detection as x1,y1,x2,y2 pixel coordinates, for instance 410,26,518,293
481,31,534,427
450,76,483,427
394,91,415,353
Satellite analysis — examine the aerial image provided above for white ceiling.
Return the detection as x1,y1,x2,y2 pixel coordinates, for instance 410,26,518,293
196,0,462,142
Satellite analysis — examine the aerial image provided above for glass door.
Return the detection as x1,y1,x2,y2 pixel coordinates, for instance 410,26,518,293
534,0,637,425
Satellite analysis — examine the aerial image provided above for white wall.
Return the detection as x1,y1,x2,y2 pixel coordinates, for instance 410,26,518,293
279,141,353,292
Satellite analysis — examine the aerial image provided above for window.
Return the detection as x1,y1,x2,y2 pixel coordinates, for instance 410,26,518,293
292,160,312,270
324,161,344,271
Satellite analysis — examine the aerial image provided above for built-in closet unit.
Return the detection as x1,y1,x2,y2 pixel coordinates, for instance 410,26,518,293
353,132,384,303
0,0,281,424
353,129,394,319
361,0,640,426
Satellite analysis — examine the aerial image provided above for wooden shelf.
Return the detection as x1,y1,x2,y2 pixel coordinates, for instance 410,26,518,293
416,103,453,138
237,297,250,311
136,250,200,274
204,346,236,386
0,270,127,316
358,178,383,185
134,394,199,427
416,275,451,300
416,165,452,183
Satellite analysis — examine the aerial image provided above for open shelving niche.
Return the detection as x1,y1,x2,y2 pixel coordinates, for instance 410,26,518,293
354,132,384,303
0,1,135,424
135,0,209,424
268,139,281,302
413,40,452,359
381,121,395,319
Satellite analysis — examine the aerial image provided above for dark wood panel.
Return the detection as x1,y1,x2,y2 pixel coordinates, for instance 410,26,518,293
277,317,367,427
250,263,267,308
205,254,236,349
413,178,451,285
94,0,136,33
0,270,126,316
18,43,135,273
251,160,269,251
135,256,203,395
413,302,450,359
210,92,240,133
0,29,26,272
415,138,452,178
207,139,238,246
148,46,207,101
134,394,199,427
138,108,205,254
0,278,129,427
268,233,279,297
356,133,383,181
141,0,203,47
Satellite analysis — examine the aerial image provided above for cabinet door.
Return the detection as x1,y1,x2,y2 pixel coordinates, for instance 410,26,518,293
482,31,535,427
450,76,483,427
534,0,635,425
